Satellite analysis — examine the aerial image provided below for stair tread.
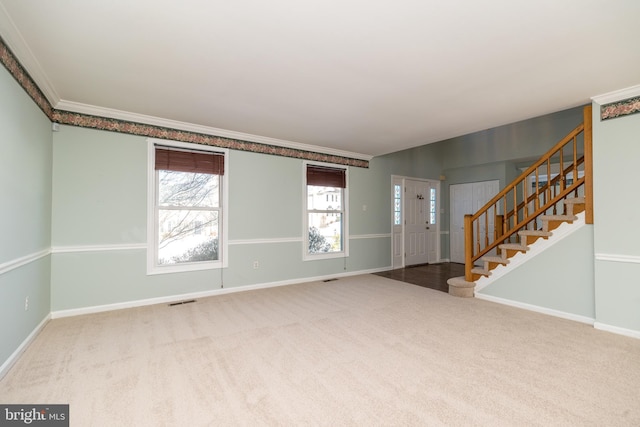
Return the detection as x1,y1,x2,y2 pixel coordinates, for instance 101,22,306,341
565,196,585,204
540,214,577,221
518,230,552,237
481,256,509,265
499,243,529,251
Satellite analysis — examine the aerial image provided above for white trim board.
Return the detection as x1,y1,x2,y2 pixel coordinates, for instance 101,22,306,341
350,234,391,240
595,253,640,264
50,267,391,319
474,293,595,326
0,249,50,276
594,322,640,340
229,237,301,245
0,314,50,380
591,84,640,105
49,235,390,252
51,244,147,254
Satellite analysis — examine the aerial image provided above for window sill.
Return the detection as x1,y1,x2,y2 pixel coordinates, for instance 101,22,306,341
303,251,348,262
147,260,224,275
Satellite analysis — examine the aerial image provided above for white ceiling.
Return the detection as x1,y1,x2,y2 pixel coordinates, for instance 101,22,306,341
1,1,639,159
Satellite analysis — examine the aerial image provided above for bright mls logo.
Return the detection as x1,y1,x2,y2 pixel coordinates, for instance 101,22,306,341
0,405,68,426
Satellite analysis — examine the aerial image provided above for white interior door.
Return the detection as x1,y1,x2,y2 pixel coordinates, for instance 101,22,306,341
450,180,499,264
405,179,430,266
450,184,472,263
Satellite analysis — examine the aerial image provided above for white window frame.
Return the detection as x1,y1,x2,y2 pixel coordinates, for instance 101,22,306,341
302,161,349,261
147,138,229,275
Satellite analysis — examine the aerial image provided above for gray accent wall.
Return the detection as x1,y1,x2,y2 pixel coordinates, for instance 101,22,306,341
0,65,52,370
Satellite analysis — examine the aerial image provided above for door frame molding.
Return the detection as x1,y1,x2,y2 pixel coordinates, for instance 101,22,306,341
391,175,441,269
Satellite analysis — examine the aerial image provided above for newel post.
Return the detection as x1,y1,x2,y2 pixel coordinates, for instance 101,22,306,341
583,105,593,224
464,214,473,281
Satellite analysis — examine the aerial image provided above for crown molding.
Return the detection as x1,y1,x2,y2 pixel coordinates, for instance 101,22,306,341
591,84,640,105
0,2,60,106
55,100,373,162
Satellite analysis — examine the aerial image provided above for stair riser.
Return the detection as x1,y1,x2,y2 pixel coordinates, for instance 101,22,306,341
567,203,585,216
485,261,503,271
521,235,546,246
545,219,573,232
502,249,526,258
449,286,474,298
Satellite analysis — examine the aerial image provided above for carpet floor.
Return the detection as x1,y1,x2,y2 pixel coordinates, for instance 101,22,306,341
1,274,639,426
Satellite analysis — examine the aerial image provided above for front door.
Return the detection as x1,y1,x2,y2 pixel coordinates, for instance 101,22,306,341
405,179,430,266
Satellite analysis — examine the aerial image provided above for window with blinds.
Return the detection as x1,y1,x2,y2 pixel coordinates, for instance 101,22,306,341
304,162,348,259
149,142,227,273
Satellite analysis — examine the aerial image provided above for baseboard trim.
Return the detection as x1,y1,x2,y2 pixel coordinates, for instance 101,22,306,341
474,293,595,325
0,314,51,380
50,267,391,319
594,322,640,339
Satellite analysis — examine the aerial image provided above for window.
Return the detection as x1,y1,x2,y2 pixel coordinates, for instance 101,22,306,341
429,187,437,225
303,162,348,259
147,139,228,274
394,184,402,225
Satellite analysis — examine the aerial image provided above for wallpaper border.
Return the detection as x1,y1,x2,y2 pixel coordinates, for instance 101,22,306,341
0,36,368,168
600,96,640,121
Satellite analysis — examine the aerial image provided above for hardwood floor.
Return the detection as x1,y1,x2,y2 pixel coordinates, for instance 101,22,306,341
374,263,465,293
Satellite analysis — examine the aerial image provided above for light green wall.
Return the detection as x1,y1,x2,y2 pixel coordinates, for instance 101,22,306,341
0,65,52,369
592,101,640,332
51,127,147,246
51,250,222,310
350,156,393,235
478,225,595,318
50,125,392,311
228,150,301,240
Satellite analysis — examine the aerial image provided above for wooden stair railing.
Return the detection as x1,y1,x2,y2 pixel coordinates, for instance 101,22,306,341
463,105,593,282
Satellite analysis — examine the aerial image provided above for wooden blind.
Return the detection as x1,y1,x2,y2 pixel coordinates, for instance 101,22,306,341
306,165,346,188
155,147,224,175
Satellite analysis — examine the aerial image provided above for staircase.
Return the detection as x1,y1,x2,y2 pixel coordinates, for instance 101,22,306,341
447,106,593,297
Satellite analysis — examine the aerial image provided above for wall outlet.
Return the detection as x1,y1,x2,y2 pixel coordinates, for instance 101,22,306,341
24,296,29,311
252,261,259,269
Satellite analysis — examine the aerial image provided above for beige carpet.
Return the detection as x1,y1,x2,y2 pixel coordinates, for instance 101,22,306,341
1,274,639,426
